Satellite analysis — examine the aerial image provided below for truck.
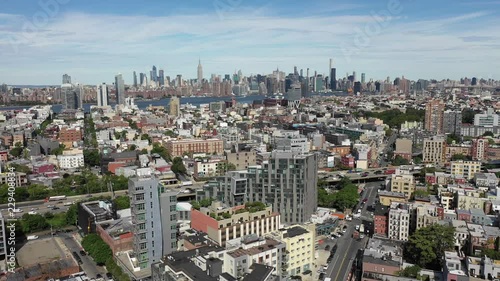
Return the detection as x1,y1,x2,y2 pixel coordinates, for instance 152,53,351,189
384,169,396,175
359,224,365,233
63,201,74,206
27,235,39,240
46,195,67,202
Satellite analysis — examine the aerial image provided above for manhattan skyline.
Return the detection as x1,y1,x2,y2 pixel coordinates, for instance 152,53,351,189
0,0,499,85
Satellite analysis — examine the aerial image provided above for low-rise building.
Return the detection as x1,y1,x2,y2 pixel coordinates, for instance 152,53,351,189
474,173,499,190
390,174,416,199
451,160,482,180
388,205,410,241
361,238,403,281
378,191,407,206
57,153,84,169
190,201,280,246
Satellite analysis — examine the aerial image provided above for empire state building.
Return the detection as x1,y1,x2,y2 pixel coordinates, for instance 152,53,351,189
197,59,203,84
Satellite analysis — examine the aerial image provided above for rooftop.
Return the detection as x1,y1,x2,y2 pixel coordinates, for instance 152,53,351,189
228,239,282,258
282,226,309,239
241,264,275,281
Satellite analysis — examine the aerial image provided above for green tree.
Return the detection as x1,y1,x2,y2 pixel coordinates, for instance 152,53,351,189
21,213,49,233
140,148,148,155
171,157,187,175
446,134,460,145
226,162,237,171
141,134,152,144
451,154,470,161
82,233,113,265
462,108,476,124
151,142,171,161
191,200,201,210
164,130,178,137
83,149,100,167
127,120,138,130
114,196,130,210
392,155,410,166
398,265,421,278
413,157,422,164
8,163,32,174
50,144,66,156
483,131,494,137
404,224,455,270
66,204,77,225
199,198,214,208
10,145,23,158
128,144,137,151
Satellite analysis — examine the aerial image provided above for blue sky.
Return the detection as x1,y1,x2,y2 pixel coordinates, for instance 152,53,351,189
0,0,499,85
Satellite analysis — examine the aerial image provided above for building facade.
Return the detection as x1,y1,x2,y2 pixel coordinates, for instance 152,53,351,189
423,136,447,164
450,160,482,180
424,99,445,134
165,138,224,157
388,207,410,241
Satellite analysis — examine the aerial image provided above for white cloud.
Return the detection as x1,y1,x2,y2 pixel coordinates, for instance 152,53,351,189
0,8,498,84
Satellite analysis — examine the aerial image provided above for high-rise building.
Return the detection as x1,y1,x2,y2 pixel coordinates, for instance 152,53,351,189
474,108,499,127
314,75,324,92
443,110,462,136
169,96,180,117
0,212,6,261
114,74,125,105
133,71,138,87
353,71,357,82
62,74,71,84
140,73,145,85
151,65,157,82
197,59,203,84
158,69,165,86
61,85,82,110
422,136,447,164
424,99,445,134
472,138,489,161
129,171,163,269
198,150,318,225
330,68,337,90
361,73,366,84
159,190,178,255
97,83,109,107
354,82,362,94
471,77,477,86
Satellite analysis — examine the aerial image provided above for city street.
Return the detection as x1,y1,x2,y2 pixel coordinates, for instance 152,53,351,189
59,232,107,279
325,181,381,281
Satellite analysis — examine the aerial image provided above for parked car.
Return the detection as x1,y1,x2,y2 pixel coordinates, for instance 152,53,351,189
80,250,86,256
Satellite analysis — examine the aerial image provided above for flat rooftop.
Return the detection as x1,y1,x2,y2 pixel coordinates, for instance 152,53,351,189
283,226,309,238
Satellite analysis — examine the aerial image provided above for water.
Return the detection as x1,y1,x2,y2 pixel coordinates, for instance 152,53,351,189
0,92,345,114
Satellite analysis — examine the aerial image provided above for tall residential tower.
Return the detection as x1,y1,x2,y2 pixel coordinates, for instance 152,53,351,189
115,74,125,105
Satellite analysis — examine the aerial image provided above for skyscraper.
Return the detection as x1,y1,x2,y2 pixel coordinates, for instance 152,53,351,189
330,68,337,90
140,73,145,85
62,74,71,84
61,85,81,110
160,190,178,255
424,99,445,134
354,81,362,94
443,110,462,136
151,66,157,82
158,69,165,86
199,150,318,225
129,172,163,269
361,73,366,84
97,83,109,107
114,73,125,105
169,96,180,117
197,59,203,84
353,71,357,82
133,71,138,87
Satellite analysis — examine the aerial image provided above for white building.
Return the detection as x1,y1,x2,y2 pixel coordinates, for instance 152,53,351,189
474,108,499,127
57,154,84,169
97,83,109,107
388,206,410,241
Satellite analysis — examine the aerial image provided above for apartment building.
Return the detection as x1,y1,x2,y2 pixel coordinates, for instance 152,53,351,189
0,212,6,260
455,192,485,210
225,150,257,170
471,138,489,161
373,205,389,237
129,169,178,269
198,150,318,225
223,236,285,279
390,174,416,199
267,224,316,276
451,160,481,180
58,127,83,147
378,191,407,206
424,99,445,134
165,138,224,157
190,201,280,246
422,136,447,164
474,173,499,190
361,238,403,281
414,204,439,230
388,206,410,241
394,138,412,162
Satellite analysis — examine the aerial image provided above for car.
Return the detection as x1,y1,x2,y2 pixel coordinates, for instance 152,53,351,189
342,229,346,233
96,274,103,279
319,273,325,280
80,250,86,256
355,225,360,230
86,194,93,198
357,209,361,214
30,207,38,211
106,273,113,279
52,206,60,210
363,199,368,203
324,245,331,251
47,205,54,208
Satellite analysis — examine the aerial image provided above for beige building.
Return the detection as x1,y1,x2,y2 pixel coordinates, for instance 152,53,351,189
169,96,180,117
268,224,316,276
165,138,224,157
390,174,416,199
414,204,439,230
395,138,412,154
225,150,257,170
455,193,485,210
423,136,447,164
451,160,481,180
388,206,410,241
378,191,407,206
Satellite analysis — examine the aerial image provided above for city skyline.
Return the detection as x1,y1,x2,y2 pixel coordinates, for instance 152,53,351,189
0,0,499,84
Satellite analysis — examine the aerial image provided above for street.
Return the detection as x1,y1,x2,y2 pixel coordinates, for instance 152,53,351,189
59,232,107,279
325,181,381,281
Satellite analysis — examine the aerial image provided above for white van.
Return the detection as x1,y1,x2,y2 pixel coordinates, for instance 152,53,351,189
27,235,39,240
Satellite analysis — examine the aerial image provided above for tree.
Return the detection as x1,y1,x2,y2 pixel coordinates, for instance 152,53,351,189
83,149,100,167
446,134,460,145
164,130,177,138
413,189,430,198
404,224,455,270
483,131,494,137
451,154,470,161
50,144,66,156
10,145,23,158
413,157,422,164
171,157,187,175
127,120,138,130
128,144,137,151
462,108,476,124
226,162,237,171
114,196,130,210
66,204,77,225
21,213,49,233
82,234,113,265
141,134,152,144
151,142,171,161
392,155,410,166
8,163,32,174
398,265,421,278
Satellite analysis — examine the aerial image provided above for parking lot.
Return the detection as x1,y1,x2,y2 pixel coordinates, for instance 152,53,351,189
17,237,67,266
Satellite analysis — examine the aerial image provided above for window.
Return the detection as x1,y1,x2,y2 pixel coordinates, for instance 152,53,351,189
170,205,176,212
